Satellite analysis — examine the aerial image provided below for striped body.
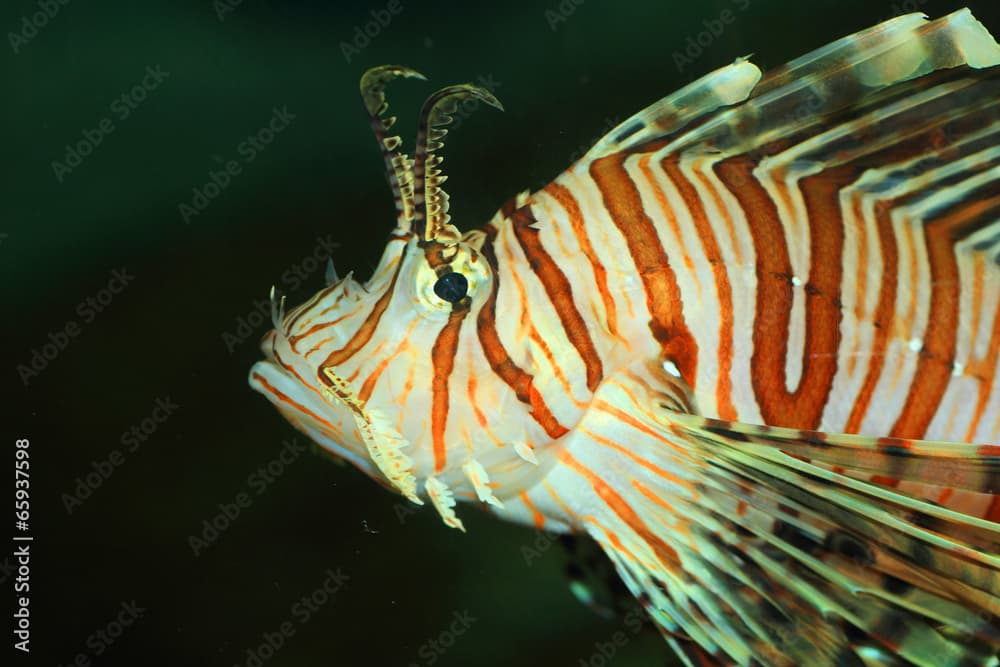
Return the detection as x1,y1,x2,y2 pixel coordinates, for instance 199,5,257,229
251,10,1000,666
535,149,1000,445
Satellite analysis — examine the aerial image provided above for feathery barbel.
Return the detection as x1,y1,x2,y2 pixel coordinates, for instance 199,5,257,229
252,9,1000,665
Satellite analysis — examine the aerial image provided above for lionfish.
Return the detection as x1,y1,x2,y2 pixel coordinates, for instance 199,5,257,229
250,9,1000,665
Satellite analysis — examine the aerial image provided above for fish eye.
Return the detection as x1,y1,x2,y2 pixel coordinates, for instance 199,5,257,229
433,271,468,303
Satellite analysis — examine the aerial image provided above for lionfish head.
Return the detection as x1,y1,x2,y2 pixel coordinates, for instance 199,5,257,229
250,66,511,520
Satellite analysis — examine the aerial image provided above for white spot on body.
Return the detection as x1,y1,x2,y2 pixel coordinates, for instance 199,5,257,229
513,442,539,465
908,338,923,353
790,276,803,286
662,360,682,378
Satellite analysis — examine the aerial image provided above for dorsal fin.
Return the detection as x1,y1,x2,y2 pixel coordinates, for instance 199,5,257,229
582,58,761,162
582,9,1000,164
662,8,1000,157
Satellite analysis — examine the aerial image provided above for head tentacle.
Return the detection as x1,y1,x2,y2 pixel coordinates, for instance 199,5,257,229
359,65,426,229
411,83,503,246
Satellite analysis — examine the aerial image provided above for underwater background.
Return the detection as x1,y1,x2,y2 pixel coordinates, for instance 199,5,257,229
7,0,1000,665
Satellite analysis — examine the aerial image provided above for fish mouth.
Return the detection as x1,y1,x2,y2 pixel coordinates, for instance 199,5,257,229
248,359,379,479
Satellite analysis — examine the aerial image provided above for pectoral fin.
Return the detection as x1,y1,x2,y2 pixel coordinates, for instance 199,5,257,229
541,360,1000,666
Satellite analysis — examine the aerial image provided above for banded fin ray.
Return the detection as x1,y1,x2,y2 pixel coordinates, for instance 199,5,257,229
663,9,1000,156
668,414,1000,664
554,362,1000,666
583,11,1000,163
678,416,1000,509
582,58,762,162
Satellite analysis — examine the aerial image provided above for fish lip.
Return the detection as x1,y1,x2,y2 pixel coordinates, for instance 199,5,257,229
248,360,381,480
247,359,292,401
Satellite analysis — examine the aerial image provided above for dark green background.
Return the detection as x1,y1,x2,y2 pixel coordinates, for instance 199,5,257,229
7,1,999,665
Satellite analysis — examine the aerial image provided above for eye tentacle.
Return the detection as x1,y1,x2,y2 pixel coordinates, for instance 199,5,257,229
360,65,427,229
411,83,503,244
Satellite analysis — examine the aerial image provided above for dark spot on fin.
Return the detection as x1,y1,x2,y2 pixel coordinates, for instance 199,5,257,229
843,620,867,643
612,120,643,144
825,530,874,566
911,542,934,568
871,610,911,647
802,435,830,448
705,425,750,442
775,520,818,554
882,574,913,595
908,510,938,530
880,444,913,458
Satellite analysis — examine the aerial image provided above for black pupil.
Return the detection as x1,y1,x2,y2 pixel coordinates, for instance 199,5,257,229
433,272,468,303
